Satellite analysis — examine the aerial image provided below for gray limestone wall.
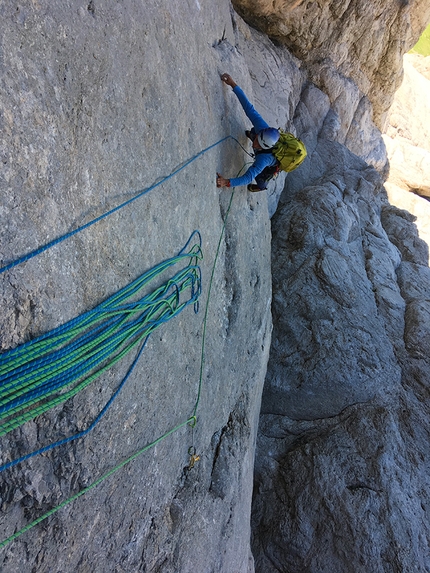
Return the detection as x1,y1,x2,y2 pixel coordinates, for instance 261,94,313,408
0,3,276,572
1,1,430,572
252,123,430,572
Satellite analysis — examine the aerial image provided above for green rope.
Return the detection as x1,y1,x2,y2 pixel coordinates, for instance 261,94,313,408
192,189,236,419
0,169,242,549
0,241,202,437
190,160,250,420
0,189,238,550
0,417,194,549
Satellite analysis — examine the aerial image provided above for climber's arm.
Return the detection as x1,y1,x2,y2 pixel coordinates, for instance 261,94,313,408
220,73,269,132
216,153,275,188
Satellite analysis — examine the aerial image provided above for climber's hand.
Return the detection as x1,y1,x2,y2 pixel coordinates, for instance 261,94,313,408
216,173,231,188
221,73,237,89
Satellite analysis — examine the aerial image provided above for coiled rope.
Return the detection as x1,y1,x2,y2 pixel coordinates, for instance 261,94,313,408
0,136,245,549
0,231,202,471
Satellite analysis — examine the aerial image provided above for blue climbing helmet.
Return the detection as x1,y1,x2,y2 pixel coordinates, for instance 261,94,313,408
258,127,280,150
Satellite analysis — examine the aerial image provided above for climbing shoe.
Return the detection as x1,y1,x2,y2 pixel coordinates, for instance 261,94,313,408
247,184,264,192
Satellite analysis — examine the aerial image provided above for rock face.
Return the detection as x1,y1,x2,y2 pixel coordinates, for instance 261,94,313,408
2,1,430,572
252,107,430,570
384,183,430,259
382,52,430,260
383,54,430,198
232,0,430,127
253,398,430,572
249,8,430,573
0,3,277,571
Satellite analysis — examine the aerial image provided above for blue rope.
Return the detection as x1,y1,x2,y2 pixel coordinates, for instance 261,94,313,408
0,235,202,372
0,265,201,399
0,232,202,460
0,336,149,473
0,136,233,275
0,132,249,471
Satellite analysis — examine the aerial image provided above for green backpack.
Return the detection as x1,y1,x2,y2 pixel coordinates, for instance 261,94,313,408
272,131,307,172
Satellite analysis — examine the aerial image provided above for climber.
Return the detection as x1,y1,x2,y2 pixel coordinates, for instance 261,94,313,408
216,73,280,192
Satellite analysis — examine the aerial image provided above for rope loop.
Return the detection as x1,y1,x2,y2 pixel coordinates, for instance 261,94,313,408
187,415,197,428
0,232,202,460
0,138,246,549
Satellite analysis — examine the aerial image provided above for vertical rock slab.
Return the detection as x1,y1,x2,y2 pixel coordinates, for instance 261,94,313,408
253,400,430,573
263,140,401,421
0,2,273,571
231,0,430,126
252,83,430,572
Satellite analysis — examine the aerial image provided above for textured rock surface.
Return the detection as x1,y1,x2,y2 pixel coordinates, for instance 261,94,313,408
382,52,430,264
384,135,430,197
0,3,279,571
383,54,430,198
253,398,430,572
385,182,430,260
251,36,430,573
232,0,430,127
2,1,430,572
252,96,430,570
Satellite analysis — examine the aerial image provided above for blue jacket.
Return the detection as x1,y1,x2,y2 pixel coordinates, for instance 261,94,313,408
229,86,278,187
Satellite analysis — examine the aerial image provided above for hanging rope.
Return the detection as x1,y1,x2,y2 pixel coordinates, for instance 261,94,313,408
0,334,149,473
0,231,202,446
0,418,193,549
192,190,235,420
0,136,245,276
0,190,236,550
0,135,247,548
